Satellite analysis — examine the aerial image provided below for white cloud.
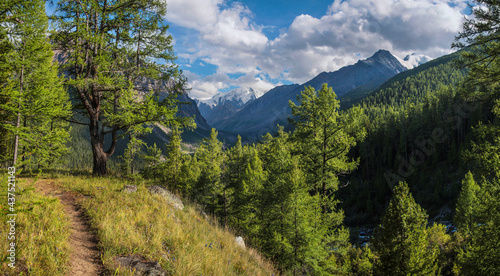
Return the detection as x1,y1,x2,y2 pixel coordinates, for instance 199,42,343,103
165,0,467,99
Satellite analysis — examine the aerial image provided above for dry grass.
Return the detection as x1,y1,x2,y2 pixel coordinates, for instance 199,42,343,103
57,175,277,275
0,176,71,275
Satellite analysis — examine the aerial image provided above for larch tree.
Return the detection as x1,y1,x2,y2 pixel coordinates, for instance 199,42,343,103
0,0,71,168
458,179,500,276
163,125,182,189
51,0,193,175
372,182,439,276
194,128,226,216
288,83,364,261
257,128,327,274
453,0,500,101
0,25,13,164
289,84,363,216
454,171,480,236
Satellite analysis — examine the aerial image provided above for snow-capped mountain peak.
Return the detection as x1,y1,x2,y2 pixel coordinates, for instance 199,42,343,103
197,87,266,109
394,53,433,70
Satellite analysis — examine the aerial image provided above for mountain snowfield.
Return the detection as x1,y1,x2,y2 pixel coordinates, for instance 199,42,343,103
195,87,267,126
396,53,433,70
196,87,267,109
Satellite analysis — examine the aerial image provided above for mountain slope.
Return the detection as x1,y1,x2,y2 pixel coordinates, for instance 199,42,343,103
213,50,409,140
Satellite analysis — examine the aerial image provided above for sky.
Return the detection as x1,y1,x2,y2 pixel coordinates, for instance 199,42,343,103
163,0,470,99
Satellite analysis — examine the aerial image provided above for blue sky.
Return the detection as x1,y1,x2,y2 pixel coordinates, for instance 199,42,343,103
47,1,469,99
163,0,469,99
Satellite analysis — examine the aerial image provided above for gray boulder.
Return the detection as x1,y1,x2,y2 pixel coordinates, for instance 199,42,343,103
122,185,138,193
115,255,166,276
147,185,184,210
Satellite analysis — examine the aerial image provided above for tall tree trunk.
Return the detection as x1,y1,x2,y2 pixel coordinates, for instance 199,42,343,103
13,58,24,166
92,140,108,175
90,118,108,175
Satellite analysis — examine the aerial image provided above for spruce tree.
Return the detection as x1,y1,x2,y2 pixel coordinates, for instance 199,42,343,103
373,182,439,276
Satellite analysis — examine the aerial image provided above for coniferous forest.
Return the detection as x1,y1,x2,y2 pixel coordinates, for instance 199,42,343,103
1,0,500,275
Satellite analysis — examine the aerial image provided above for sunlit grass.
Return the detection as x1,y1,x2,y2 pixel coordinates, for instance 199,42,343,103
0,176,70,275
58,175,277,275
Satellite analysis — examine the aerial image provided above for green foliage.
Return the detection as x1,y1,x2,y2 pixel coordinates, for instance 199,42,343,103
427,223,464,276
232,149,266,240
289,84,362,234
340,55,473,225
257,129,326,274
455,172,480,235
0,26,13,164
51,0,194,175
458,179,500,276
194,128,226,216
162,126,183,189
345,246,375,276
120,129,147,176
0,0,71,169
464,122,500,179
453,0,500,102
373,182,439,276
141,143,162,178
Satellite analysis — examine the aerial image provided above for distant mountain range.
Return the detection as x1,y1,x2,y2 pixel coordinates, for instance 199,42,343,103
171,50,432,143
207,50,431,140
195,87,266,126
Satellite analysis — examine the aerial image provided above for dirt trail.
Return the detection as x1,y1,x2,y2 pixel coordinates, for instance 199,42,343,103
36,180,104,276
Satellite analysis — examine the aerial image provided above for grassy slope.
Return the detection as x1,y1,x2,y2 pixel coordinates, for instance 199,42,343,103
1,175,277,275
0,176,71,275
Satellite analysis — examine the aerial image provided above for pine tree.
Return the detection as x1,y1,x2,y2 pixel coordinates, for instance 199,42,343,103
51,0,194,175
372,182,439,276
178,154,200,196
0,0,71,168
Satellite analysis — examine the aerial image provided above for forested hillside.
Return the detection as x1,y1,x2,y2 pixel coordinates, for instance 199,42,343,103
339,50,472,226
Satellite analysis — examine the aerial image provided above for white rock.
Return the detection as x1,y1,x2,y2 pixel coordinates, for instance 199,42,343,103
235,236,245,250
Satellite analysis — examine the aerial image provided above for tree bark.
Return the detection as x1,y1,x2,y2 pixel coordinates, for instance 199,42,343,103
90,116,108,176
91,137,108,176
13,54,24,166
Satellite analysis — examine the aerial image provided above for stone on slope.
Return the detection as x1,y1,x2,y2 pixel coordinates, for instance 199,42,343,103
147,185,184,210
